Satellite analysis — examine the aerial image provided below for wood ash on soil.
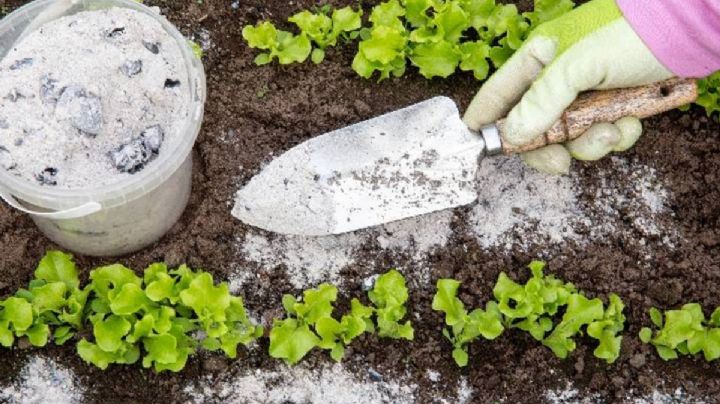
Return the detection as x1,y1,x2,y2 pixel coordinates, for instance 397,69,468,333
0,7,190,189
232,156,678,290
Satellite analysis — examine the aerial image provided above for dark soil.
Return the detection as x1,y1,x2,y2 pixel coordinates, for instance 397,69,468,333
1,0,720,403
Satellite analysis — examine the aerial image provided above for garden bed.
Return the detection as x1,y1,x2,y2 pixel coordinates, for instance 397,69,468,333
1,0,719,402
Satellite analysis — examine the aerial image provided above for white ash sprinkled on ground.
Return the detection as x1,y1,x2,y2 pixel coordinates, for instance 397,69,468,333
470,156,583,251
455,378,474,404
631,388,708,404
376,210,454,259
227,261,255,294
233,155,677,287
238,232,367,289
426,369,441,383
469,156,678,252
588,156,677,246
546,385,707,404
234,210,454,289
0,356,85,404
184,363,417,404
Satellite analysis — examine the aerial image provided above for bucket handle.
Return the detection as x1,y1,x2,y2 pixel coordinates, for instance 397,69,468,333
0,185,102,220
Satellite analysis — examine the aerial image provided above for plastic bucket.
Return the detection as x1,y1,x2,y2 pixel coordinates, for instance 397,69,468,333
0,0,206,257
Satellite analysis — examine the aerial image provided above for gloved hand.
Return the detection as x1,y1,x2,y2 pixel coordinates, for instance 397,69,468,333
463,0,674,175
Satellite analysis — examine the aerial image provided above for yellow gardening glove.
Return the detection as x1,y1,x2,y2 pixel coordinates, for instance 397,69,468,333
463,0,673,174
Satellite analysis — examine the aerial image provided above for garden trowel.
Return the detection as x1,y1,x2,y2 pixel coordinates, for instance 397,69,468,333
233,78,697,236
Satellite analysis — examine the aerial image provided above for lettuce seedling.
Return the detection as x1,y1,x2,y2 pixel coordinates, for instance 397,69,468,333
587,294,625,363
640,304,720,362
0,251,87,348
493,261,575,340
432,279,504,366
289,6,363,64
353,0,409,80
269,283,375,364
368,269,414,340
79,263,262,372
242,21,312,65
270,269,414,365
434,261,625,366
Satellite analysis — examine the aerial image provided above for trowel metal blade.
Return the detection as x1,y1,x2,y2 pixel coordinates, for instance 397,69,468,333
232,96,486,236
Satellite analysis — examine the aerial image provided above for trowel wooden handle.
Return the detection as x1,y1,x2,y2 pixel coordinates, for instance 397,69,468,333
498,78,698,154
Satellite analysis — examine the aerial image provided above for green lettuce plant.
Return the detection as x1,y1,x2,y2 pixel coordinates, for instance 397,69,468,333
368,269,414,340
0,251,87,348
695,72,720,120
433,261,626,366
639,304,720,362
432,279,504,366
269,269,414,365
242,21,312,65
244,0,574,80
78,263,263,372
242,6,363,66
289,6,364,63
242,1,719,120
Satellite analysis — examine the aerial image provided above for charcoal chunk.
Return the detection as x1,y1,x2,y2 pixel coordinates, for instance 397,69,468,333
107,27,125,38
40,75,61,104
9,58,33,70
4,89,26,102
120,60,143,77
368,368,383,382
164,79,181,89
143,41,160,54
141,125,164,153
109,126,164,174
55,86,103,135
36,167,58,186
0,147,15,170
109,138,150,174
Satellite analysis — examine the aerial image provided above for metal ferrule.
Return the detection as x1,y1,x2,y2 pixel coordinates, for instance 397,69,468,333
480,124,503,156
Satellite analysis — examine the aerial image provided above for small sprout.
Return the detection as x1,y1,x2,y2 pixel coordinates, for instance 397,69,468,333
120,60,143,77
36,167,59,186
368,270,414,340
143,40,160,54
188,40,203,59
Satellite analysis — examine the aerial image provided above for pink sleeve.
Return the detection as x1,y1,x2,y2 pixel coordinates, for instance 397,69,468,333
616,0,720,78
